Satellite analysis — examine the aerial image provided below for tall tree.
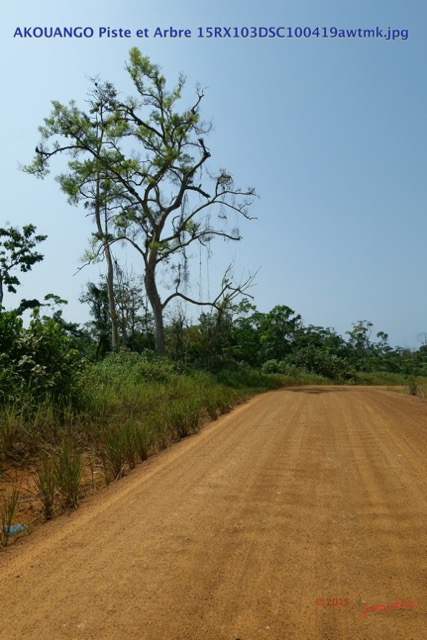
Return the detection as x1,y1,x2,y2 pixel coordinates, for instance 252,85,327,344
0,224,47,308
258,305,302,361
26,48,256,353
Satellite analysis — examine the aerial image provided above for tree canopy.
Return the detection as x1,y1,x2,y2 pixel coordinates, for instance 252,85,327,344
0,224,47,308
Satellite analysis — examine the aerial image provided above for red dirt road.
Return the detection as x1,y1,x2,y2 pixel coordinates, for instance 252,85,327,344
1,386,427,639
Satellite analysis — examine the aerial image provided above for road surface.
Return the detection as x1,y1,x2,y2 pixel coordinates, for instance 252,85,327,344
1,386,427,639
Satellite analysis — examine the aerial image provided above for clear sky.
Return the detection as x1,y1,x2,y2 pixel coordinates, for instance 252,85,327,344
1,0,425,347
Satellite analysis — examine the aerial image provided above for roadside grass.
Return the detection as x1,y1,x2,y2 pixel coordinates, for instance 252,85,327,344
351,371,427,398
3,351,406,539
0,353,296,535
353,371,410,385
34,453,57,520
406,377,427,398
0,481,20,547
55,439,82,511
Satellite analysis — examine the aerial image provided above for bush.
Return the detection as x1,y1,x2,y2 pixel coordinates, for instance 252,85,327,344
283,346,355,381
0,310,84,412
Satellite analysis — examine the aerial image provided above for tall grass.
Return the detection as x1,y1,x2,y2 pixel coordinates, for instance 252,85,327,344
55,439,82,510
353,371,409,385
35,453,57,520
0,351,298,533
0,482,20,547
406,377,427,398
0,352,324,477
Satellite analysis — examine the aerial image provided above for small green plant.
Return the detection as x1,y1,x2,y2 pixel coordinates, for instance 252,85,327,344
0,482,20,547
55,440,82,510
408,378,418,396
417,383,427,398
406,378,427,398
35,454,57,520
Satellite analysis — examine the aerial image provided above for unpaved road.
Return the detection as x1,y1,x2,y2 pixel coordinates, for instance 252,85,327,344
1,386,427,640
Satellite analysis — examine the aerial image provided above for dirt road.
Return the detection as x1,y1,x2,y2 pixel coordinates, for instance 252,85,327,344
1,386,427,639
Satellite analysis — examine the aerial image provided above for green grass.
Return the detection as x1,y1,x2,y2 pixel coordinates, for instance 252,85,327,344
352,371,410,386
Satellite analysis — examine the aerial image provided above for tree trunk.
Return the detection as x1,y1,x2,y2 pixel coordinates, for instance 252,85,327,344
144,262,165,354
104,239,119,349
95,172,118,349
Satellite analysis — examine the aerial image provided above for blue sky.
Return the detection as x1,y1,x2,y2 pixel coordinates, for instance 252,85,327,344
1,1,425,347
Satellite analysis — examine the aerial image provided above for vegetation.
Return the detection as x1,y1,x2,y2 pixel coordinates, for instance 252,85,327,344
0,223,46,311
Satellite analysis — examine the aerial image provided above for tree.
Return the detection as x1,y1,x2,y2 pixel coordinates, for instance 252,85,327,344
26,48,256,353
257,305,302,361
80,281,112,358
345,320,374,370
231,299,263,366
0,224,47,308
80,272,155,356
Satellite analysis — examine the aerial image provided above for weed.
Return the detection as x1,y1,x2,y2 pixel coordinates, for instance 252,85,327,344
0,482,20,547
123,422,139,470
406,378,427,398
98,426,128,482
0,409,25,464
408,378,418,396
133,424,149,461
55,440,82,510
35,453,57,520
86,450,98,494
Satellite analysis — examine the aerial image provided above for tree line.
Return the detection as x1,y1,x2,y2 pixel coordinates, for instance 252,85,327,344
0,223,425,397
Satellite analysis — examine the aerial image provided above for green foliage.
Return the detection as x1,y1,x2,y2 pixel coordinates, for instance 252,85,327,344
0,224,47,306
81,349,176,392
80,274,155,356
285,345,355,381
0,309,84,413
257,306,302,361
